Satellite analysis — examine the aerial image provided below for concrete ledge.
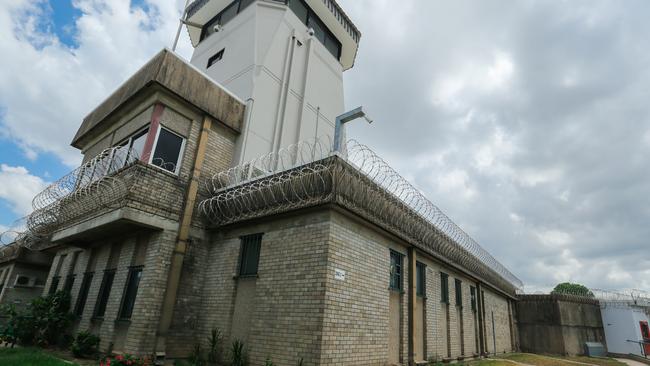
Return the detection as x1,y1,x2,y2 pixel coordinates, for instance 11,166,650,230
52,207,177,243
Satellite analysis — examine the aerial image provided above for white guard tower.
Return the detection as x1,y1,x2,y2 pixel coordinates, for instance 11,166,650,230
183,0,361,164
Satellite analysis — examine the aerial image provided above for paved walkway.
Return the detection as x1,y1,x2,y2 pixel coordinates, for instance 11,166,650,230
615,358,649,366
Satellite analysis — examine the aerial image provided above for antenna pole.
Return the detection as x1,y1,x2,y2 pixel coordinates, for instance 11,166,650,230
172,0,191,52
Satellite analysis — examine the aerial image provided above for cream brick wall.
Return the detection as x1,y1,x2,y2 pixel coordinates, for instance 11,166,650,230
321,211,394,365
483,287,513,355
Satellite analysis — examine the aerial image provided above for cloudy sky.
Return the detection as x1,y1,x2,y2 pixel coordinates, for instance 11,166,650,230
0,0,649,292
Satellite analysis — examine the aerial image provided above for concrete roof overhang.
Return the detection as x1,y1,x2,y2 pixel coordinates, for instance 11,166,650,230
71,48,245,150
184,0,361,70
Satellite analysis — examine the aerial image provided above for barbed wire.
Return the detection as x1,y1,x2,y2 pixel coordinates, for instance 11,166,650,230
518,287,650,308
1,146,185,255
200,137,523,291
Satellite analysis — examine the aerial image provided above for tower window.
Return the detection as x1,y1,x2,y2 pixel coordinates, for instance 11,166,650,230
287,0,342,60
239,233,263,276
200,0,256,42
207,49,225,68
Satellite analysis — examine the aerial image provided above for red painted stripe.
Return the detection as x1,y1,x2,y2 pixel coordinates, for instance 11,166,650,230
141,103,164,162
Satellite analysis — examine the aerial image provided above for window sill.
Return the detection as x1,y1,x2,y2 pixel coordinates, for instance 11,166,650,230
90,317,104,323
388,287,404,294
115,318,132,324
233,274,259,280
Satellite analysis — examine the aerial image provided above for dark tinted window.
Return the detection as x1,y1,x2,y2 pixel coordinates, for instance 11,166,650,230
389,250,403,291
208,49,225,68
470,286,477,312
220,2,239,24
307,16,326,43
63,275,75,294
289,0,308,23
440,272,449,303
94,270,115,318
152,128,184,173
239,0,255,11
49,276,60,294
455,278,462,306
324,33,341,59
239,234,262,276
416,262,425,297
74,272,94,317
119,266,143,319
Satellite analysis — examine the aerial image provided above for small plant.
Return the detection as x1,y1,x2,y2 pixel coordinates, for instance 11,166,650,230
70,331,100,358
189,343,206,366
428,354,443,366
297,358,304,366
207,328,224,365
265,357,275,366
230,340,248,366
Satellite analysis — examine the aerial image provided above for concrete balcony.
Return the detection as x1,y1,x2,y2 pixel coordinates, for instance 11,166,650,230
26,148,186,247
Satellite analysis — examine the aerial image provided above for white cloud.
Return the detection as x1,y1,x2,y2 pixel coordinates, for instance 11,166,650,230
0,164,48,216
0,0,192,166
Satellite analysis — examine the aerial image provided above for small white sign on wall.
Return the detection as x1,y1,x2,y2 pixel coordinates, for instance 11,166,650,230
334,268,346,281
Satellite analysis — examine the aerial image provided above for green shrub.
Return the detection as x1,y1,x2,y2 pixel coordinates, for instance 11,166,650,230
230,340,248,366
207,328,224,365
70,331,100,358
265,357,275,366
189,343,206,366
0,291,73,347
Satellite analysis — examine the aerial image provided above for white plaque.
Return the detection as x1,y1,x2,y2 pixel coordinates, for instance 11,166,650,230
334,268,346,281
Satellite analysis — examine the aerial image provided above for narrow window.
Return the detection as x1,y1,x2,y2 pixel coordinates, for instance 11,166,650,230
118,266,143,319
74,272,94,317
49,253,66,294
470,286,477,312
93,244,121,319
239,233,262,276
49,276,60,295
440,272,449,304
455,278,463,307
151,127,185,174
416,262,426,297
207,49,225,68
63,251,80,294
389,250,403,291
63,274,76,294
93,269,115,318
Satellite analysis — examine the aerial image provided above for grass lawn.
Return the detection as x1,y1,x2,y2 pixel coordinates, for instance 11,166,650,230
498,353,628,366
0,347,80,366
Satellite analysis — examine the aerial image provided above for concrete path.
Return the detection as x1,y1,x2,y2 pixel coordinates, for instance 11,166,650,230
615,358,649,366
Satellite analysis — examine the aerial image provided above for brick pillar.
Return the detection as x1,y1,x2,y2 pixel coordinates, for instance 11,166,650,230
408,247,417,366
